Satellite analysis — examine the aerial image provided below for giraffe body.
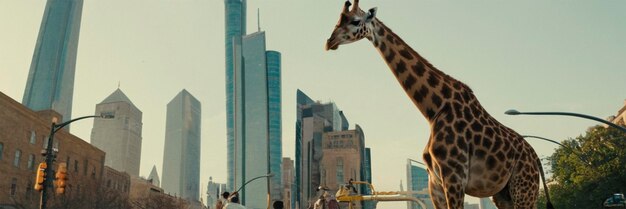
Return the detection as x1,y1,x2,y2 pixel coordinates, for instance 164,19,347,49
325,1,553,209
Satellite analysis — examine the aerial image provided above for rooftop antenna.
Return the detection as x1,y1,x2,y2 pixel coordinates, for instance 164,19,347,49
257,8,261,32
117,81,120,89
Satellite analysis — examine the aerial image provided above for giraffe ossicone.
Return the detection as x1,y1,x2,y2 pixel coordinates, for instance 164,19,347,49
325,1,554,209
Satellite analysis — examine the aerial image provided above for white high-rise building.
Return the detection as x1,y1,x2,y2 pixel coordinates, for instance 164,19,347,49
162,90,201,201
91,88,142,176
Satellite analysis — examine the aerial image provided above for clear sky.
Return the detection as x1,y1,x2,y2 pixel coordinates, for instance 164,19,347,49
1,0,625,207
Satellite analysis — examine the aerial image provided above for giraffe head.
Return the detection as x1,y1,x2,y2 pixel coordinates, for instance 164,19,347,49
325,0,377,50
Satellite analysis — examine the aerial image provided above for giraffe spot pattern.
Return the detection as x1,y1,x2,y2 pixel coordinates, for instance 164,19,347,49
399,49,414,60
377,26,385,36
395,61,408,75
433,145,448,160
384,49,396,63
432,94,443,107
427,74,440,87
379,41,387,52
412,62,426,76
401,74,415,90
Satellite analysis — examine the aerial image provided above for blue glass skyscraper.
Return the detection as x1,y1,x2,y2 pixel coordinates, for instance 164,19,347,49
162,90,201,201
231,31,282,209
295,90,315,209
23,0,83,125
266,50,283,202
225,0,246,192
407,159,433,209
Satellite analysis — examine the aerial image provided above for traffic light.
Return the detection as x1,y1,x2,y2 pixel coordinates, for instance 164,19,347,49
54,163,68,194
34,162,47,191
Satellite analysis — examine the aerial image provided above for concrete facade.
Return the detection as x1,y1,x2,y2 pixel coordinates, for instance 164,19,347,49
479,198,498,209
90,88,143,176
608,100,626,126
320,128,366,209
282,157,294,209
320,129,364,189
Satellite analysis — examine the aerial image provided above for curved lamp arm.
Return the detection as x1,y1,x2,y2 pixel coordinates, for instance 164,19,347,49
506,109,626,133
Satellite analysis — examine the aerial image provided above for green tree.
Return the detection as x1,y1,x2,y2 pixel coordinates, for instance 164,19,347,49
538,125,626,209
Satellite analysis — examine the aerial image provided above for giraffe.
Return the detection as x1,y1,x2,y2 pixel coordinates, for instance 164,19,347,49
325,1,554,209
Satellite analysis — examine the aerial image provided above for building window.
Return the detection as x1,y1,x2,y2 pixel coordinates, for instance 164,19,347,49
10,178,17,196
84,159,88,175
14,150,22,168
30,131,36,144
26,180,33,194
0,142,4,160
27,154,35,170
336,158,344,184
74,160,79,173
43,137,49,148
101,111,115,118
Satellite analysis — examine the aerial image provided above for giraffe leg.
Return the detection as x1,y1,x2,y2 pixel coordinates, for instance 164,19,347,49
427,177,447,209
428,165,466,209
492,184,514,209
509,154,540,209
442,180,465,209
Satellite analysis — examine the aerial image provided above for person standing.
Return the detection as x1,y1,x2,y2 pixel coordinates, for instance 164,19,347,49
216,192,231,209
224,194,246,209
272,201,284,209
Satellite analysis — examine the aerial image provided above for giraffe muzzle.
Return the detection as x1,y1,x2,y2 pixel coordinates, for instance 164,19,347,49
326,38,339,51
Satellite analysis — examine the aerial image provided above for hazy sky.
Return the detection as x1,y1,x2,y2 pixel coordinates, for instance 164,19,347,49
1,0,625,207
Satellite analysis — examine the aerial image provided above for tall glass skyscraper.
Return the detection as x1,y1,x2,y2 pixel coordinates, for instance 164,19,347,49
231,31,283,209
23,0,84,126
295,90,349,209
266,50,283,202
225,0,246,192
295,90,315,209
162,90,201,201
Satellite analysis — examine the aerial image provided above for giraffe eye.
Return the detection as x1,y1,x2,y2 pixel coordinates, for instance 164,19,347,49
350,20,361,26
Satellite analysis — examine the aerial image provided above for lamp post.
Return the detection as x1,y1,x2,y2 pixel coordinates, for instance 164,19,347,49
39,114,114,209
231,173,274,209
521,135,591,166
505,109,626,133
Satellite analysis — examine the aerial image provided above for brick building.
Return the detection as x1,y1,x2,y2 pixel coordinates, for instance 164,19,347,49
0,92,106,207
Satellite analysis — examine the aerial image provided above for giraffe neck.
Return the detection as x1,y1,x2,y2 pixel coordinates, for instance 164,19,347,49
367,19,468,122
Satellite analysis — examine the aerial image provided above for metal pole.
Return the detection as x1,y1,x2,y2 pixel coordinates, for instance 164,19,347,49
38,115,108,209
505,109,626,133
233,174,273,194
39,122,56,209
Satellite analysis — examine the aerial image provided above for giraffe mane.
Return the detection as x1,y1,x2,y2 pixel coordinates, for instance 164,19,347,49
376,19,473,94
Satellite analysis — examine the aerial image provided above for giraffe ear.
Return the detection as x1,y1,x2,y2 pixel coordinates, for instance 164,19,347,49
366,7,377,22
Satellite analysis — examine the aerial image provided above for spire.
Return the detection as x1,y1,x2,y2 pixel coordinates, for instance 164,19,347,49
257,8,261,32
148,165,160,187
100,88,139,110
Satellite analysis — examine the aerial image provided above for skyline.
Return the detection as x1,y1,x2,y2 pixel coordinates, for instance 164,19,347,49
1,1,625,208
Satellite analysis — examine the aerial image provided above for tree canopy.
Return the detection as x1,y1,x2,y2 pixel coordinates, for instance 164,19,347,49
538,125,626,209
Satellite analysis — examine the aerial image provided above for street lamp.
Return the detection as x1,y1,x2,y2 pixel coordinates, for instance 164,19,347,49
39,113,114,209
521,135,591,166
505,109,626,133
231,173,274,209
